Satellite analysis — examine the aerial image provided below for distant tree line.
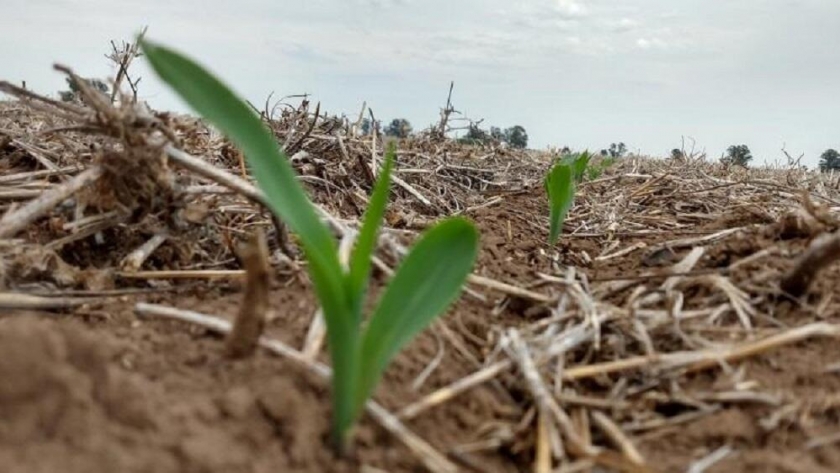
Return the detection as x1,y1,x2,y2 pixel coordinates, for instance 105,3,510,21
356,124,840,172
357,118,412,138
715,145,840,171
600,142,627,158
458,124,529,149
58,77,109,102
356,117,529,148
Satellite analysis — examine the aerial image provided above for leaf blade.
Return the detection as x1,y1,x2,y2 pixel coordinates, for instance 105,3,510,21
546,163,576,244
347,143,395,324
140,39,359,443
355,218,478,413
574,151,590,181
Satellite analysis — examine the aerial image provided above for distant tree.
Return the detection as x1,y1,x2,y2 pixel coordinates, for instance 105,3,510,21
465,125,488,142
608,142,627,158
58,76,108,102
671,148,685,160
504,125,528,149
721,144,752,167
600,149,609,156
457,125,487,145
384,118,412,138
489,126,505,142
560,146,571,155
360,118,372,136
819,149,840,172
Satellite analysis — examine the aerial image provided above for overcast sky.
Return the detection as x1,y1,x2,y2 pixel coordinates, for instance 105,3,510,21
1,0,837,166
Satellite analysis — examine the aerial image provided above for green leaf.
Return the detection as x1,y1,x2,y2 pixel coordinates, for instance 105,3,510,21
573,151,590,181
559,155,575,165
559,151,590,182
354,218,478,413
546,163,576,244
140,38,359,446
347,143,395,325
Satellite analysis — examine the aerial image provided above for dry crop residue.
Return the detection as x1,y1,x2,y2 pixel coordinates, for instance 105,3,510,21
3,95,840,473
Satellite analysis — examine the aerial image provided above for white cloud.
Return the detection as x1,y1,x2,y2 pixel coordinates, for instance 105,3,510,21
635,37,669,49
555,0,587,17
608,17,639,32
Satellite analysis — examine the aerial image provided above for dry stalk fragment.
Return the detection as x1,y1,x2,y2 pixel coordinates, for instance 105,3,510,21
225,229,271,358
781,230,840,297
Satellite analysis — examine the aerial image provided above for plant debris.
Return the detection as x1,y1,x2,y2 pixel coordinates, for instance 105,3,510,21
3,64,840,472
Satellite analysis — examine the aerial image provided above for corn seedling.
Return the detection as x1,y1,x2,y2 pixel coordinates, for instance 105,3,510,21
141,39,479,451
559,150,591,182
545,162,576,245
586,155,616,181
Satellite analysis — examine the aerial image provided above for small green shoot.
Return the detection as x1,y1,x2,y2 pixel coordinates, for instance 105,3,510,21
544,163,576,245
559,151,591,182
140,39,479,451
587,156,616,181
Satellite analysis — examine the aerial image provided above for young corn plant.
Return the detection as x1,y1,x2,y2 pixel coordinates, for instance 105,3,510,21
140,39,479,451
559,150,591,182
585,155,616,181
545,161,576,245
